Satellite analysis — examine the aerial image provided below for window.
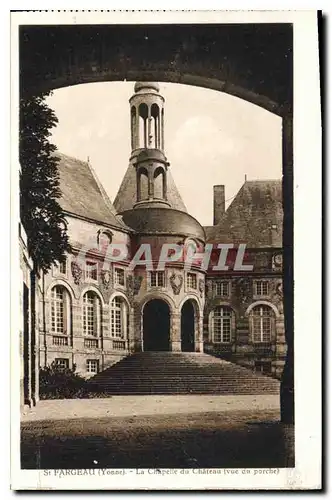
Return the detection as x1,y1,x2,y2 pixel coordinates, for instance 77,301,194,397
254,280,269,296
110,297,128,339
255,361,272,375
85,261,98,281
211,307,233,343
187,273,197,289
54,358,69,371
83,292,101,337
215,281,230,297
149,271,165,287
51,286,71,334
84,338,98,349
86,359,99,374
114,268,125,286
59,259,67,275
251,305,274,343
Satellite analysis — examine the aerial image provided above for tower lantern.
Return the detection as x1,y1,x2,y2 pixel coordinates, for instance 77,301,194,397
129,82,169,208
129,82,165,154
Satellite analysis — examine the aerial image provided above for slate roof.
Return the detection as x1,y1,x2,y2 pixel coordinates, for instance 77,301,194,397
56,153,129,231
113,163,187,214
204,180,283,248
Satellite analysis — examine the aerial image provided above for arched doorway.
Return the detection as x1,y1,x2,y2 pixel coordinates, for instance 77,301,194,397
143,299,170,351
181,300,196,352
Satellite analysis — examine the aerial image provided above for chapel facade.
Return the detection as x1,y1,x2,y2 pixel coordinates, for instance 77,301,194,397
20,82,286,406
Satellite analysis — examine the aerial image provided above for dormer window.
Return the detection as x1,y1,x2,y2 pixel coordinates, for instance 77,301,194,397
114,268,125,287
59,259,67,275
85,261,98,281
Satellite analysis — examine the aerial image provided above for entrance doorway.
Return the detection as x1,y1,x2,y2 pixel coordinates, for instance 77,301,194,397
143,299,170,351
181,300,196,352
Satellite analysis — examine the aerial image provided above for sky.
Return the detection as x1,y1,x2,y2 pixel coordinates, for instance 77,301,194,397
47,82,282,226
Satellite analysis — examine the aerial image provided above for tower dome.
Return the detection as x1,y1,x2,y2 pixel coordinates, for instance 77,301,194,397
134,81,160,93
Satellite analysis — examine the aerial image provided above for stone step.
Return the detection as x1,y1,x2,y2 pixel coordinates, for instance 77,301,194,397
86,352,279,396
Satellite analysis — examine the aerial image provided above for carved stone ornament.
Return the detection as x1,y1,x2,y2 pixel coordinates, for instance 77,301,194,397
236,277,251,303
71,261,82,285
276,281,283,297
272,253,283,270
101,270,111,289
127,275,143,298
205,280,213,299
170,273,183,295
199,278,205,298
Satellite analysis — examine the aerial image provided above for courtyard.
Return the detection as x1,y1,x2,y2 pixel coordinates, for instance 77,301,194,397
21,395,294,470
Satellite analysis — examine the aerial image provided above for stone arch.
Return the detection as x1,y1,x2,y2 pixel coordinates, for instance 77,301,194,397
137,166,149,201
140,291,176,312
179,294,202,316
19,22,293,421
79,285,105,306
245,300,280,318
153,165,165,199
142,297,171,352
46,279,76,301
109,290,131,309
179,298,198,352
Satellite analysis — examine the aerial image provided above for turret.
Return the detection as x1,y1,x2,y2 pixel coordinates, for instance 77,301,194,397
130,82,170,209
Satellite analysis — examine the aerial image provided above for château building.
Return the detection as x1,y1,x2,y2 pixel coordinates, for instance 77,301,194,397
20,82,285,406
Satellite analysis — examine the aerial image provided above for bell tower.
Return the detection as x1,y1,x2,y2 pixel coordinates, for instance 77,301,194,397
129,82,170,209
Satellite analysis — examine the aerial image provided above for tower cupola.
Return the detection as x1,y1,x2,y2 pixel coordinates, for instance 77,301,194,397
130,82,165,154
130,82,169,209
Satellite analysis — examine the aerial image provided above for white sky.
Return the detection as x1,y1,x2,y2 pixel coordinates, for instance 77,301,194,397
47,82,282,226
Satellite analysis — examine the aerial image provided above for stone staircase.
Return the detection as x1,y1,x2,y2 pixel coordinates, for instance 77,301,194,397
86,352,280,395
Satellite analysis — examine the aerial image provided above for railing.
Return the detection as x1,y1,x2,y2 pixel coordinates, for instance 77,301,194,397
112,340,126,350
84,338,99,349
52,336,69,346
252,342,273,354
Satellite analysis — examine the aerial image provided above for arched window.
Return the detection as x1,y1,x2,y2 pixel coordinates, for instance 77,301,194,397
151,103,160,148
131,106,137,149
51,285,71,335
250,305,274,343
153,166,165,199
138,167,149,201
83,291,101,337
138,103,148,148
110,297,128,339
211,306,234,343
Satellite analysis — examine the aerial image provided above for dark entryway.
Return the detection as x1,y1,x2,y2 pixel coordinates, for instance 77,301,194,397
181,300,195,352
143,299,170,351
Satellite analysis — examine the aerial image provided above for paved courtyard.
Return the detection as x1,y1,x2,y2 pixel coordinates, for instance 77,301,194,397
21,395,294,469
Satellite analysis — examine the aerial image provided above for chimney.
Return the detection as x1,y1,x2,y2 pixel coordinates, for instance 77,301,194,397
213,185,225,226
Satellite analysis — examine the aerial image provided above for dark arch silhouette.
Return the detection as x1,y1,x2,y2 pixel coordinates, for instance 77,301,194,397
143,299,170,351
19,23,294,423
181,300,196,352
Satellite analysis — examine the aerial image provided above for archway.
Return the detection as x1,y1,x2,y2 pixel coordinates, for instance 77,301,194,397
18,22,294,423
181,300,196,352
143,299,170,351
